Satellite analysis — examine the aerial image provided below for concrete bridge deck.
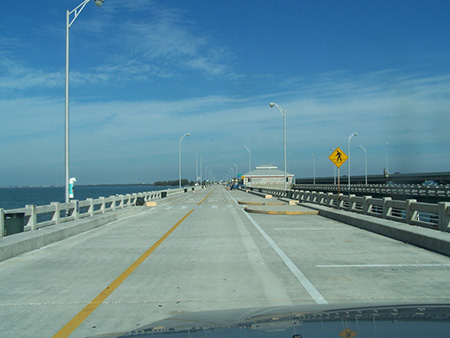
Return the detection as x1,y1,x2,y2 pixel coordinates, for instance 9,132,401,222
1,186,450,337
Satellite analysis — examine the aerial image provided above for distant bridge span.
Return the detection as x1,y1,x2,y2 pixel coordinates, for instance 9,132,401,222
295,171,450,185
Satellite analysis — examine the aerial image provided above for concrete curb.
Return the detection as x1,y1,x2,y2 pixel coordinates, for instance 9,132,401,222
238,201,286,206
301,202,450,257
244,206,319,215
0,207,147,262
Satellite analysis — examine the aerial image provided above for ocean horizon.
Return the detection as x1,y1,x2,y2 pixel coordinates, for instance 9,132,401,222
0,184,176,210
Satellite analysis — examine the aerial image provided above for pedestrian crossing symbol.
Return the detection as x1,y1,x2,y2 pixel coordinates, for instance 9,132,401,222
329,147,348,168
339,328,357,338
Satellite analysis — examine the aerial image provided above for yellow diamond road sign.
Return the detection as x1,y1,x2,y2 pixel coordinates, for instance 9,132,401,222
339,328,358,338
329,147,348,168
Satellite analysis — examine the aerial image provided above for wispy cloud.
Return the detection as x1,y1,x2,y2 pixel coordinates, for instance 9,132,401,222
0,36,24,52
74,1,237,81
1,68,449,184
0,1,238,94
0,55,62,91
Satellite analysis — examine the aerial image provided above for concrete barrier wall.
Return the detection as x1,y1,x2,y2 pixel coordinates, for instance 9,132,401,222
0,207,145,262
302,202,450,257
293,183,450,200
250,187,450,232
0,186,202,261
247,186,450,257
0,187,191,238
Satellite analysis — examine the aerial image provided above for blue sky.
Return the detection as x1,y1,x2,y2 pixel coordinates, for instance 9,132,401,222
1,0,449,185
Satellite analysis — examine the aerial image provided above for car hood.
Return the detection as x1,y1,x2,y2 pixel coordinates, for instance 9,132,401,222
88,302,450,337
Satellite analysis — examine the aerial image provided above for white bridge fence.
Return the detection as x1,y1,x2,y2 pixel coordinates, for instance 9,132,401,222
0,187,189,238
250,187,450,232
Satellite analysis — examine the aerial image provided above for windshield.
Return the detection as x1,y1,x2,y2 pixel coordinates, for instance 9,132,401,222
0,2,449,338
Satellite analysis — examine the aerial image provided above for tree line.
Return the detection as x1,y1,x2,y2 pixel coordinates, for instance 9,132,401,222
153,179,194,186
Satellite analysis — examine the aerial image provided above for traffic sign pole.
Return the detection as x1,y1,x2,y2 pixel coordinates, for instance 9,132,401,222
329,147,347,210
337,167,340,208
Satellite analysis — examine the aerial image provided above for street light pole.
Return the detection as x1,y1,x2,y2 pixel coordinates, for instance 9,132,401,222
385,141,389,175
205,165,210,184
65,0,104,203
347,132,357,193
269,102,287,190
359,145,368,185
229,166,235,178
244,146,251,174
196,148,199,185
179,132,190,188
312,154,315,185
200,154,203,186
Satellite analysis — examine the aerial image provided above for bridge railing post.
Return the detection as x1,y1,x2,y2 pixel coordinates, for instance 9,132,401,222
26,204,37,231
51,202,60,225
326,193,334,208
362,196,372,215
118,195,124,209
73,200,79,220
130,194,137,206
382,197,392,219
405,199,417,225
438,202,450,232
318,192,325,205
110,196,116,211
87,198,94,217
0,208,4,238
100,197,106,214
337,193,344,209
348,194,356,212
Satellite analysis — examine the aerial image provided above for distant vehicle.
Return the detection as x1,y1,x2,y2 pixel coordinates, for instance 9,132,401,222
422,180,439,186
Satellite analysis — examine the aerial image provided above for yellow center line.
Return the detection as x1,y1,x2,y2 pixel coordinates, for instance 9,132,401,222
53,209,194,338
197,187,216,206
53,188,216,337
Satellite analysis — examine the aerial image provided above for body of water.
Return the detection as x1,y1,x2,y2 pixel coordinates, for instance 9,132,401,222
0,185,172,210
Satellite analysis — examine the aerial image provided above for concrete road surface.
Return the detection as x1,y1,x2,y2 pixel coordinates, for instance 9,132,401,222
1,186,449,337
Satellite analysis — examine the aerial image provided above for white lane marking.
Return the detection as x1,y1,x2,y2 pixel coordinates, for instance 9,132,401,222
316,264,450,268
180,206,188,210
164,207,173,210
225,189,327,305
244,211,328,304
274,228,349,231
211,205,218,209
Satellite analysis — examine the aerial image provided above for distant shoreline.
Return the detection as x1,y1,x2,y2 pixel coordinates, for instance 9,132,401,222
0,183,184,189
78,183,155,187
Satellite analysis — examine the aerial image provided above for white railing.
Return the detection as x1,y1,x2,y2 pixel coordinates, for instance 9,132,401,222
0,187,189,237
249,187,450,232
293,183,450,199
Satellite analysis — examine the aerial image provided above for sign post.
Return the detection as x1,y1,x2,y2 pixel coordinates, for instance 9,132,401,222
69,177,77,199
328,148,348,208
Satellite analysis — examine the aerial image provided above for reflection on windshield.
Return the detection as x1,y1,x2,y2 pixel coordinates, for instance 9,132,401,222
105,304,450,338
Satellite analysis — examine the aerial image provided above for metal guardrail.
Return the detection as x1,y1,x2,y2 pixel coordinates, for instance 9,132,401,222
0,187,189,238
250,187,450,232
293,184,450,200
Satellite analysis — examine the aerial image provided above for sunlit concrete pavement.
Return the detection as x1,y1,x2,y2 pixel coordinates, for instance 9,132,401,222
0,186,449,338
